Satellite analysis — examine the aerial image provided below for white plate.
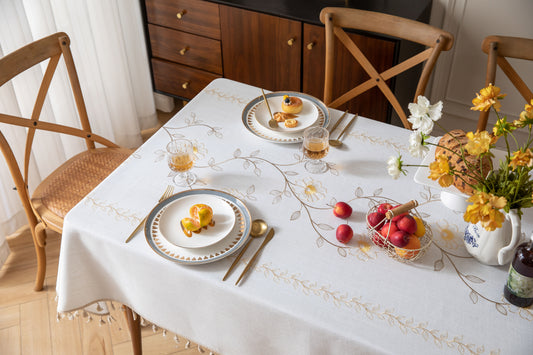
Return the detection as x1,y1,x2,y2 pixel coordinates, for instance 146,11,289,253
254,95,318,133
158,195,236,249
242,91,330,144
413,137,507,210
145,189,252,265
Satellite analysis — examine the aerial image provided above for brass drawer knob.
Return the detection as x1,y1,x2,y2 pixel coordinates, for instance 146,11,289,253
182,81,190,89
287,37,295,46
179,47,189,55
306,42,315,50
176,10,186,19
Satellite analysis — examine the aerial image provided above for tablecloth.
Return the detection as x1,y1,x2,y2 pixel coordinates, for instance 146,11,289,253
57,78,533,355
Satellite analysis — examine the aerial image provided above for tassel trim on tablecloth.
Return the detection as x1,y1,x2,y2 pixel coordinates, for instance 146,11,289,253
54,297,217,355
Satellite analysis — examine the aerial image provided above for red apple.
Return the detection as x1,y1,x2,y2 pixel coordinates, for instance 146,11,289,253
396,215,417,234
390,204,408,222
372,231,388,247
336,224,353,243
367,211,386,229
389,230,409,248
380,222,398,238
333,202,353,219
377,203,393,214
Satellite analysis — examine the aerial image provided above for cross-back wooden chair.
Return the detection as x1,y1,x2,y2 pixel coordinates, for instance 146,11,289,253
477,35,533,132
319,7,454,129
0,32,132,291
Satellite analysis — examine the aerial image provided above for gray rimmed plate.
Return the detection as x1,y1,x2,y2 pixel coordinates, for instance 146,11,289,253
242,91,330,144
145,189,252,265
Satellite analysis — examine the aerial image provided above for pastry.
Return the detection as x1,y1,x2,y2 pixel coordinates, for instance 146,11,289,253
273,112,297,122
180,204,215,237
435,129,492,195
284,118,298,128
281,95,303,114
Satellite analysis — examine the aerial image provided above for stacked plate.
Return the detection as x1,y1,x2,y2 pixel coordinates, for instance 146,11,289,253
144,189,252,264
242,91,330,143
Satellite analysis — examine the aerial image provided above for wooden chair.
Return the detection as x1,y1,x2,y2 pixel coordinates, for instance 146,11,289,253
0,32,132,291
477,35,533,132
319,7,454,129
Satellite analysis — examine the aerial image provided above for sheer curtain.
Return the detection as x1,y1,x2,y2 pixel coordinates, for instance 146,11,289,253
0,0,158,268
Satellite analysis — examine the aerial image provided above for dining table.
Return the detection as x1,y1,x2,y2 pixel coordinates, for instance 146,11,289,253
56,78,533,355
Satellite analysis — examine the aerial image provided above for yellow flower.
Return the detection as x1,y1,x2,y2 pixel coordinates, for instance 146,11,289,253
295,177,326,202
509,149,533,170
465,131,493,155
493,116,516,137
470,84,506,112
428,155,454,187
515,100,533,128
464,191,507,231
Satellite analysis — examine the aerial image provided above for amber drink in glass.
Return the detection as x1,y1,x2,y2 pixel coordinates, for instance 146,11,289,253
166,139,196,186
303,126,329,174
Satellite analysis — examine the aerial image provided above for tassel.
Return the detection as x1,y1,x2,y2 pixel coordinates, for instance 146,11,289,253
162,329,167,337
99,317,105,326
185,340,191,348
86,315,92,323
173,335,180,344
198,345,205,353
110,301,116,310
152,324,158,332
56,313,61,322
140,318,147,326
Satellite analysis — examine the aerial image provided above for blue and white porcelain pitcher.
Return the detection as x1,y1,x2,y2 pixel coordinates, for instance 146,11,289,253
464,210,521,265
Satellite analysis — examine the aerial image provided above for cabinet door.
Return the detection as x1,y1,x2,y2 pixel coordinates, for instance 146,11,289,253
302,24,396,123
220,6,301,92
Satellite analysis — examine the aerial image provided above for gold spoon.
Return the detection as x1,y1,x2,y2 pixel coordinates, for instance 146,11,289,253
222,219,268,281
329,114,358,147
261,89,278,128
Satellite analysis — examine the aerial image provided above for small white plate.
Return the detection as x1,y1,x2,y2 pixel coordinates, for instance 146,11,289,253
158,195,236,249
254,95,318,133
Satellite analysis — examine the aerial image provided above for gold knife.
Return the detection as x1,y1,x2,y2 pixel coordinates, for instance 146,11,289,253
235,228,275,285
222,238,253,281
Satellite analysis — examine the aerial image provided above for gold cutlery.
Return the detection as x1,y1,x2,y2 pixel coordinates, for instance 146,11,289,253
125,185,174,243
235,228,275,285
329,114,358,147
329,109,349,134
222,219,268,281
261,89,278,128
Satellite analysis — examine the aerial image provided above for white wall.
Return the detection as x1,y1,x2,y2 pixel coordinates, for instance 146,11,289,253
429,0,533,141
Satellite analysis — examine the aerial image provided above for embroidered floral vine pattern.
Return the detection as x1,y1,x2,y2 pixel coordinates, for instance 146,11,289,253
163,112,223,140
431,236,533,321
254,262,498,355
348,131,408,152
84,196,141,224
203,87,250,105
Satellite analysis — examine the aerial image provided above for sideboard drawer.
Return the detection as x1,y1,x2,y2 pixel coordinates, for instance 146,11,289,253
149,24,222,75
146,0,220,40
152,58,221,99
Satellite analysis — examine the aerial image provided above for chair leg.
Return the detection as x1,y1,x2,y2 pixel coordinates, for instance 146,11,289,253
124,306,143,355
31,225,47,291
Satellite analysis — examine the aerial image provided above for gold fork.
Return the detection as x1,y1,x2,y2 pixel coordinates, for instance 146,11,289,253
125,185,175,243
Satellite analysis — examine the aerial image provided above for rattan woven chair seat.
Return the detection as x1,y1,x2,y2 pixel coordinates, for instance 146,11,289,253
31,147,132,232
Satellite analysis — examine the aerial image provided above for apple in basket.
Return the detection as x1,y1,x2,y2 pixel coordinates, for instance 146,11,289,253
396,215,417,235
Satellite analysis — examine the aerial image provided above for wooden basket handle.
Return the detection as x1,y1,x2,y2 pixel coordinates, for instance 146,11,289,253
385,200,419,220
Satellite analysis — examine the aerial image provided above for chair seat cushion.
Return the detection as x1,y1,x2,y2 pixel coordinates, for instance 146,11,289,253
31,147,132,231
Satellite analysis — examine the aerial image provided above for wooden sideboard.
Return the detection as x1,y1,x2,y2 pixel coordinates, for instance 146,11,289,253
142,0,431,123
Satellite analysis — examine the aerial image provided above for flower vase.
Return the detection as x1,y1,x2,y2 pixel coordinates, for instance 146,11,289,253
463,209,521,265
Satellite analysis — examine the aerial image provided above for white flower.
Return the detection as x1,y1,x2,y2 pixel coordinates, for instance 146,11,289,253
408,131,429,158
387,156,402,179
407,96,443,135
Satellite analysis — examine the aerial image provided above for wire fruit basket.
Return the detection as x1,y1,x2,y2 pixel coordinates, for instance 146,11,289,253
366,200,433,262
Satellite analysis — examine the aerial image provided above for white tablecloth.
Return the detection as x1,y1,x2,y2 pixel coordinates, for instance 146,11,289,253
57,78,533,355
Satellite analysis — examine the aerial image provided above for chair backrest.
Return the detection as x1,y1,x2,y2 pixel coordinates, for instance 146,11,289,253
477,35,533,132
0,32,118,219
319,7,454,129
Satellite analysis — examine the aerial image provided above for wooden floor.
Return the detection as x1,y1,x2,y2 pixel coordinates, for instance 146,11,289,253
0,227,210,355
